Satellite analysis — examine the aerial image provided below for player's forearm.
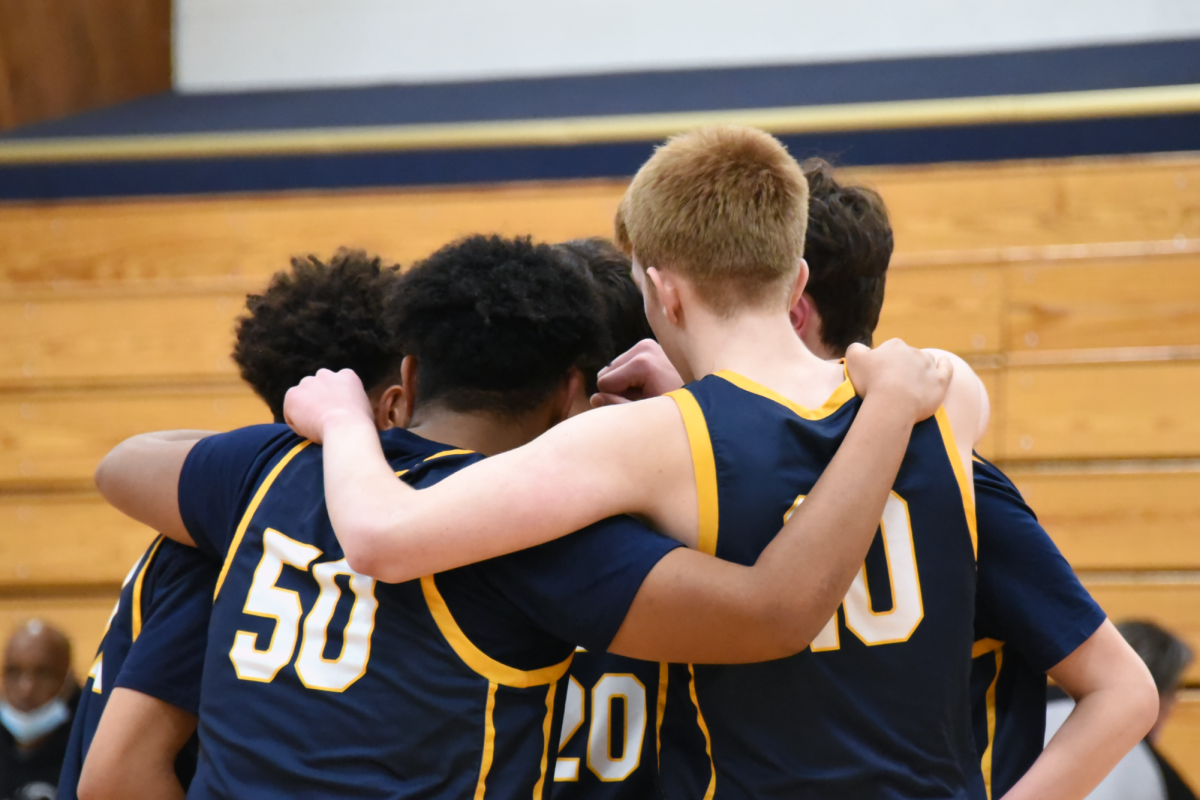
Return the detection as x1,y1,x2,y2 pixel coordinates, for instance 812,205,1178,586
325,403,656,583
751,392,914,652
79,689,194,800
320,412,418,579
78,760,185,800
1003,621,1159,800
1002,687,1158,800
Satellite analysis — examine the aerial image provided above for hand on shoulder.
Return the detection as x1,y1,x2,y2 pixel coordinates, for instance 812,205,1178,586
283,368,375,444
844,339,953,424
592,339,684,407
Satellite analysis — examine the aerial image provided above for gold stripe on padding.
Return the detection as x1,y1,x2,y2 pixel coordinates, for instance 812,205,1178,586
473,682,498,800
421,575,573,688
3,83,1199,164
688,665,717,800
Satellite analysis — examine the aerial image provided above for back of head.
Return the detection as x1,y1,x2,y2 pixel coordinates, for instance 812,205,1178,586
390,235,611,416
801,158,893,354
233,250,404,422
615,125,809,315
555,237,655,393
1117,619,1194,695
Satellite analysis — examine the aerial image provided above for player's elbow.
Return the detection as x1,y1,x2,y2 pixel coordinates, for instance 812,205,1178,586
93,447,118,500
338,523,408,583
746,594,822,660
77,758,125,800
1123,666,1161,740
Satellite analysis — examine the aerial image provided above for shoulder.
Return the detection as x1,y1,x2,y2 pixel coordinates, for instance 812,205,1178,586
924,348,988,447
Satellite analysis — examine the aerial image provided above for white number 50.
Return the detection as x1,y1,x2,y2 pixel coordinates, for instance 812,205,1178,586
230,528,378,691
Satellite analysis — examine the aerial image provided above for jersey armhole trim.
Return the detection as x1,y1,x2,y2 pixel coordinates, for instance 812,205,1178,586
420,575,573,688
933,407,978,560
131,535,166,640
666,389,720,557
213,439,312,600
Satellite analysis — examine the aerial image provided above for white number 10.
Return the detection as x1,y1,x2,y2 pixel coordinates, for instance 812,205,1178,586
229,528,378,691
786,492,924,650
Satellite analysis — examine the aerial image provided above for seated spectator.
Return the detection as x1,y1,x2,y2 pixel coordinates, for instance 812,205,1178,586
0,620,79,800
1047,620,1195,800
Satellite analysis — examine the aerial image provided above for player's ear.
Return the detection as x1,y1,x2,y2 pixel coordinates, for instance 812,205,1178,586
374,383,406,431
559,368,589,421
397,355,420,428
789,258,810,309
646,267,683,326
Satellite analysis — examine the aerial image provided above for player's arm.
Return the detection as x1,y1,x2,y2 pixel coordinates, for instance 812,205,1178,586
285,341,951,584
77,688,195,800
609,346,944,661
1001,621,1158,800
94,431,213,547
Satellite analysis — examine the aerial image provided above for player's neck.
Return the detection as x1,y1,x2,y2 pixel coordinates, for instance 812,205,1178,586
406,406,552,457
679,303,845,405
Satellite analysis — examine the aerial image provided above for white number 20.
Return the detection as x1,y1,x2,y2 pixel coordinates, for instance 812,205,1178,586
786,492,924,650
555,673,647,782
229,528,378,691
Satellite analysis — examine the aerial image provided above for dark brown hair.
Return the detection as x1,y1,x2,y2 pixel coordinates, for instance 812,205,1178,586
556,238,654,393
801,158,893,354
233,249,404,421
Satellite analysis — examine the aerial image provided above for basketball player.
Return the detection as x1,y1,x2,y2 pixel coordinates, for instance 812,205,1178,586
283,127,989,797
66,251,406,800
549,238,663,797
591,159,1159,800
95,234,950,799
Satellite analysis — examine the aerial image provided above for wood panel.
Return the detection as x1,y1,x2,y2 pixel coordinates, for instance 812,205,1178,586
859,156,1200,254
0,493,156,587
1006,252,1200,351
1003,360,1200,460
0,183,629,284
1005,468,1200,571
0,385,268,486
1,156,1198,287
0,594,120,684
0,0,170,133
1158,693,1200,791
874,264,1002,354
1082,580,1200,684
0,290,249,385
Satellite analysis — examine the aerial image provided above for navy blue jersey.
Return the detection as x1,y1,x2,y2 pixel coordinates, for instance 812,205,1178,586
970,456,1106,798
177,424,680,800
552,650,664,800
658,371,982,800
59,536,215,799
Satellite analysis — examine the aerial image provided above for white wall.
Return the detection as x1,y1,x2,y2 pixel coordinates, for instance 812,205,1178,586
174,0,1200,94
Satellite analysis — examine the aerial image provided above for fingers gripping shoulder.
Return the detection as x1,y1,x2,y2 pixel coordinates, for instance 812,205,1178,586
923,349,988,448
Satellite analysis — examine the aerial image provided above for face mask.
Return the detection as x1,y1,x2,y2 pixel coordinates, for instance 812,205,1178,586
0,698,69,745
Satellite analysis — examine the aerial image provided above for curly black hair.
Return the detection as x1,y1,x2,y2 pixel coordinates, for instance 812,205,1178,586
388,235,611,417
802,158,894,355
555,238,655,394
233,249,404,422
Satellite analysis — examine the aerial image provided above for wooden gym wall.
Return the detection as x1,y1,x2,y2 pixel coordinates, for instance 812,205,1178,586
1,152,1199,778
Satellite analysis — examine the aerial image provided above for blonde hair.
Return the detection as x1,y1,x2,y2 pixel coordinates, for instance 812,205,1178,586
615,125,809,314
